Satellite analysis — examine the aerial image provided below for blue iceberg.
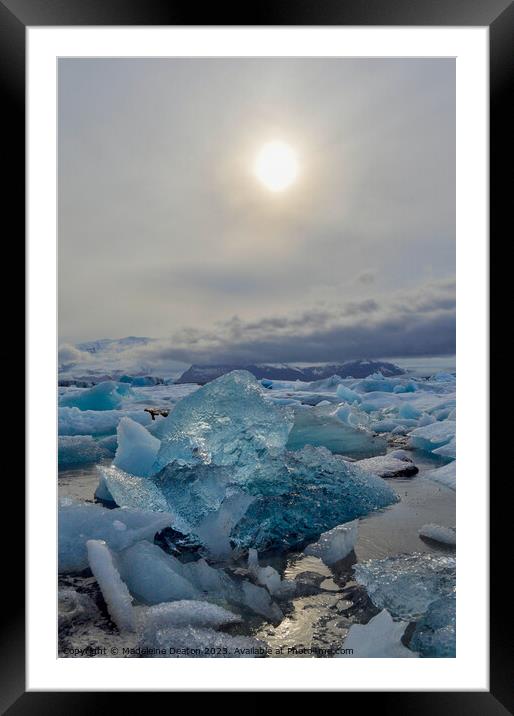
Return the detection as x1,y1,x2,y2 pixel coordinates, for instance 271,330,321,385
59,381,133,411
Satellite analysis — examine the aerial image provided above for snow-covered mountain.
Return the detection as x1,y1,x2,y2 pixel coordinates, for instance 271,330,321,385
175,360,404,384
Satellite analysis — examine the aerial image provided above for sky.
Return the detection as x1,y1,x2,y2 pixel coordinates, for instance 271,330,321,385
58,58,455,365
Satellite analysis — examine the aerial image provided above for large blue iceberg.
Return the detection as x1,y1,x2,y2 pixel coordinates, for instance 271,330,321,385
99,371,398,553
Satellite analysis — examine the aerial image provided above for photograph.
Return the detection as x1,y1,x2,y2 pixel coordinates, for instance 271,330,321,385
57,57,456,660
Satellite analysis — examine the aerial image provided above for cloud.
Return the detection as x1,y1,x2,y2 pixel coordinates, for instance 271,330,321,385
116,278,455,366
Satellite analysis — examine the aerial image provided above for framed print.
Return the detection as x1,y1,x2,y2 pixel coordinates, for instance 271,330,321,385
3,0,510,708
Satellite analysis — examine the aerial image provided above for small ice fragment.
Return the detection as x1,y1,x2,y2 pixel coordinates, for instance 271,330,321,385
304,520,358,566
247,549,284,595
424,462,456,491
419,524,456,546
337,609,418,658
86,539,135,632
116,541,201,604
113,417,161,478
241,581,283,623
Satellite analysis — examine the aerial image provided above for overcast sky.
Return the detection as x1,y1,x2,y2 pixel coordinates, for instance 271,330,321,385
58,58,455,364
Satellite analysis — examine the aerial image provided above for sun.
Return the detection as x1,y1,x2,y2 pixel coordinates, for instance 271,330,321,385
254,141,299,193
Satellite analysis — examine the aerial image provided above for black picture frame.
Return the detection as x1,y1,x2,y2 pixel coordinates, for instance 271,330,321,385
4,0,510,710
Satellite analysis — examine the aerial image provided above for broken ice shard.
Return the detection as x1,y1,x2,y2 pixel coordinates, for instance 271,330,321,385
304,519,358,567
152,370,294,479
113,417,160,477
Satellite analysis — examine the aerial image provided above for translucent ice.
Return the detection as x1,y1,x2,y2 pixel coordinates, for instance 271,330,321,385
241,581,283,622
113,417,161,477
135,600,241,638
152,370,294,479
60,381,133,411
433,438,456,460
424,462,456,490
409,594,456,657
233,447,398,551
116,541,201,604
98,465,175,516
419,524,456,546
59,407,152,436
286,405,384,459
58,502,173,572
337,609,418,658
336,384,361,403
304,520,358,566
247,549,295,598
354,552,455,621
86,539,135,632
58,435,110,467
408,420,455,455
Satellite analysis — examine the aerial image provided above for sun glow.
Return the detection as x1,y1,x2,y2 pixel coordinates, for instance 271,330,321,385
254,141,299,193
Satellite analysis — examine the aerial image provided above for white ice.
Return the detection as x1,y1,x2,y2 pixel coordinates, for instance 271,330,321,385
304,520,358,566
419,524,456,546
58,502,172,572
338,609,418,658
424,462,456,490
86,539,136,632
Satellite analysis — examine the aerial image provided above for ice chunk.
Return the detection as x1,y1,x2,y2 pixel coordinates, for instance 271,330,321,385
113,417,161,477
409,420,455,454
424,462,456,490
337,609,418,658
94,471,115,503
99,465,175,516
409,594,456,657
193,492,255,560
184,558,235,596
287,405,383,459
58,435,110,467
433,438,456,460
142,625,267,657
153,370,294,478
86,539,135,631
354,552,455,620
58,502,173,573
247,549,295,597
135,600,241,637
116,541,201,604
59,407,152,436
336,384,361,403
356,453,418,478
241,581,283,622
419,524,456,546
234,447,398,551
111,445,397,553
399,403,422,419
60,381,133,411
304,520,358,566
